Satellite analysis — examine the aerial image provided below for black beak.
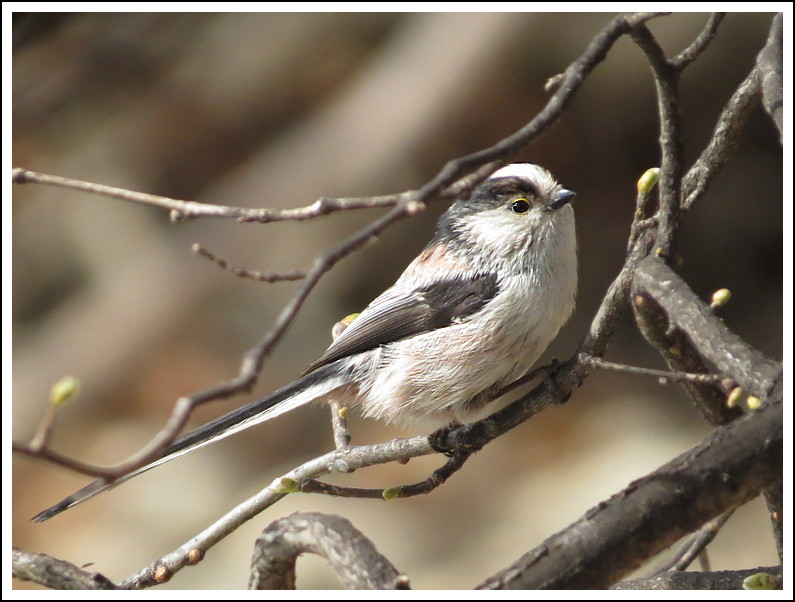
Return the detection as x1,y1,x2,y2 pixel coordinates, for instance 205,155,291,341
549,188,576,210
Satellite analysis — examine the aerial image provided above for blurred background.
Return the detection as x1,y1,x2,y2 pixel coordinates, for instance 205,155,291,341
11,11,783,590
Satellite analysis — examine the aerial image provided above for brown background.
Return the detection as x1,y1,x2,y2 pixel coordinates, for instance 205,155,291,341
12,12,783,589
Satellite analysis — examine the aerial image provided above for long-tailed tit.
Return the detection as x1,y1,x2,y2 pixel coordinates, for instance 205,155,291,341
34,163,577,522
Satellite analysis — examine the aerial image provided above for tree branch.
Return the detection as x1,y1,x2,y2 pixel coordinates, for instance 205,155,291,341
12,549,119,590
681,70,762,210
118,435,433,589
632,256,782,404
249,513,408,590
611,566,781,590
477,396,782,589
670,13,725,71
629,23,684,260
755,12,783,139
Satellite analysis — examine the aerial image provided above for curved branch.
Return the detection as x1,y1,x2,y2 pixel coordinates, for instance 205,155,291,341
298,448,473,499
670,13,725,71
681,66,762,210
249,512,408,589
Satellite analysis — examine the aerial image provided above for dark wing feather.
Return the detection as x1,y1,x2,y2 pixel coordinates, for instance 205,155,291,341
304,273,499,374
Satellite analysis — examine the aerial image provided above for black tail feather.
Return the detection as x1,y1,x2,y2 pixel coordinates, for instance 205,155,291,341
32,364,342,522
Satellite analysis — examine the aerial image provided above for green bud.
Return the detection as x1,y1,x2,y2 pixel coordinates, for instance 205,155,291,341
746,395,762,410
726,387,744,408
50,376,80,406
742,572,777,590
269,477,300,493
637,168,660,194
382,487,401,500
710,288,732,308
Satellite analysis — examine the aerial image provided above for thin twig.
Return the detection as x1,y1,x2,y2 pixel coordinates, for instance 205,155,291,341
583,356,729,388
16,12,778,592
647,510,734,576
192,244,305,282
298,479,385,499
119,435,434,589
629,24,683,260
297,449,473,499
11,167,406,223
681,66,762,211
670,13,725,71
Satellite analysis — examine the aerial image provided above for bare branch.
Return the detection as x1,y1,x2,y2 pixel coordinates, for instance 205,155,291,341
629,24,683,260
298,448,473,499
422,12,666,199
477,397,782,589
670,13,725,71
13,12,780,591
612,566,781,590
11,167,406,223
762,482,783,562
631,281,743,426
249,513,408,590
583,356,731,388
119,435,433,589
12,548,118,590
328,400,352,450
681,67,762,211
632,256,782,403
756,13,783,139
192,244,305,282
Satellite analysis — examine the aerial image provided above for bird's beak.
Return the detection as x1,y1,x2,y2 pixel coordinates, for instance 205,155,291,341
549,188,576,210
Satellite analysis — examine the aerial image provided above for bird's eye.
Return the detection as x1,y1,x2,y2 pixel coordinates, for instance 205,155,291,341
511,198,531,213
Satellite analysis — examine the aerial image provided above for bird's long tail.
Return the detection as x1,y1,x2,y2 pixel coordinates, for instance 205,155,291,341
32,363,346,522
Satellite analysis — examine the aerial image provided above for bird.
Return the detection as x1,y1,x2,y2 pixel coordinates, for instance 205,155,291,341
33,162,577,522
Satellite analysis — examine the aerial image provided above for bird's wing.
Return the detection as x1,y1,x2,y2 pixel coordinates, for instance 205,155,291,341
304,272,500,374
